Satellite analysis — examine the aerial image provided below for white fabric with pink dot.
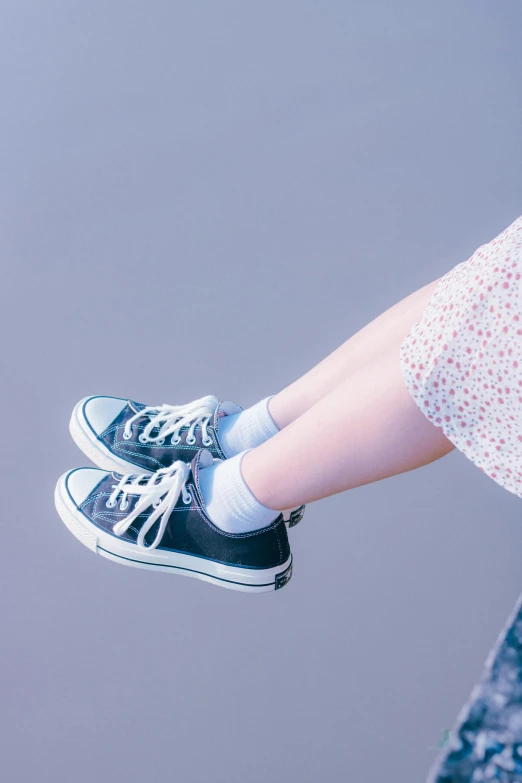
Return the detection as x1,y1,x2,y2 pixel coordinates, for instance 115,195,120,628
400,214,522,497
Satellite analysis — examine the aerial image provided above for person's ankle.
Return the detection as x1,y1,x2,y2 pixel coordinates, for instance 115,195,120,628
266,394,288,430
240,447,285,511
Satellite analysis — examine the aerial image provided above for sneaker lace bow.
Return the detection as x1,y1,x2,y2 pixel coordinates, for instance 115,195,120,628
108,461,192,550
123,394,218,446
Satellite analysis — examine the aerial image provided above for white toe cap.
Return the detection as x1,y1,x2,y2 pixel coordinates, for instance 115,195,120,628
81,396,128,436
66,468,109,505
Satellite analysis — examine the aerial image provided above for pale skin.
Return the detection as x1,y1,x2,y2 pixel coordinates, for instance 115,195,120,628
241,276,456,510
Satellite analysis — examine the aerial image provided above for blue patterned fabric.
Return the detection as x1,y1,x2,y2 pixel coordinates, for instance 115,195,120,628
429,593,522,782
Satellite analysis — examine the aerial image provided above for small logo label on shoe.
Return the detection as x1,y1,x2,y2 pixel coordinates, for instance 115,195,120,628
288,505,305,528
275,561,293,590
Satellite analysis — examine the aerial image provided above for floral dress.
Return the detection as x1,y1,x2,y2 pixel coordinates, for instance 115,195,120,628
400,214,522,499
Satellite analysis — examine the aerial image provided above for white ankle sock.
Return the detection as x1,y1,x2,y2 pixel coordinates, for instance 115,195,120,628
217,396,279,458
198,450,279,534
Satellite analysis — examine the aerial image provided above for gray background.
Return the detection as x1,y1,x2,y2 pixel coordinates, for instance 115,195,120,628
2,2,522,781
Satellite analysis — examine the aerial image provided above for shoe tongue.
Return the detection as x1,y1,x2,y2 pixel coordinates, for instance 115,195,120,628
198,448,215,469
190,448,216,505
219,400,242,416
212,400,243,429
190,447,214,478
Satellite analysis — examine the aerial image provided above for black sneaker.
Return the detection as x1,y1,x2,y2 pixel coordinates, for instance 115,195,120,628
54,449,293,593
69,394,305,528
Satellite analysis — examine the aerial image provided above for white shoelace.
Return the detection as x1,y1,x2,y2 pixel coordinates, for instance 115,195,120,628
107,461,192,550
123,394,219,447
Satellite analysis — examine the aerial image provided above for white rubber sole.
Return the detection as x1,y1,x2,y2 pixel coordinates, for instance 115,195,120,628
54,474,293,593
69,397,306,528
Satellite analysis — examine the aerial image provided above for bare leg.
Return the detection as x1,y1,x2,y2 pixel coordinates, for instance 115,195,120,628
269,277,443,429
242,329,455,510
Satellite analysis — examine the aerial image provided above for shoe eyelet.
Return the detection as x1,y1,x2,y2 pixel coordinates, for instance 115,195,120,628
186,436,196,446
171,436,181,446
122,431,131,441
182,490,192,505
139,434,149,444
153,499,161,509
202,437,213,447
157,438,165,446
106,499,116,508
120,500,128,511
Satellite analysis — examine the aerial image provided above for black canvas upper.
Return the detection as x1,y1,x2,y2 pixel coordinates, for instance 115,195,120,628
71,451,291,570
95,399,228,472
